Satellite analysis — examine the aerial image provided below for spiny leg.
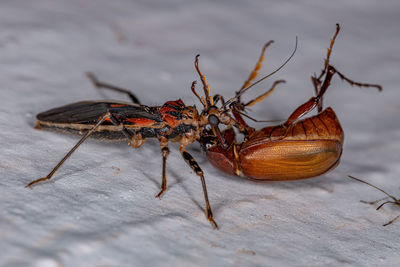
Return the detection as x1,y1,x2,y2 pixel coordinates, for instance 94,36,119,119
194,55,213,108
284,66,382,128
312,24,340,112
244,79,285,107
156,137,170,198
383,214,400,226
230,80,285,136
360,197,389,205
86,72,140,104
179,144,218,229
239,41,274,93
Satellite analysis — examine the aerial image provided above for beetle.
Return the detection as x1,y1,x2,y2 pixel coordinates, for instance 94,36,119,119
200,24,382,181
348,175,400,226
25,56,249,229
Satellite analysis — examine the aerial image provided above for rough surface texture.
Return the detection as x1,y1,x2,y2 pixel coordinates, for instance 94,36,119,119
1,0,399,266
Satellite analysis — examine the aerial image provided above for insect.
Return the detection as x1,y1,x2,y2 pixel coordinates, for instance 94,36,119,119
25,58,250,229
348,175,400,226
200,24,382,180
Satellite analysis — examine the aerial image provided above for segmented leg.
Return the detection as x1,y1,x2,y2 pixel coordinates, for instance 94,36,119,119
383,215,400,226
239,40,274,95
283,66,382,128
156,137,170,198
86,72,140,104
244,80,285,107
179,144,218,229
26,112,139,188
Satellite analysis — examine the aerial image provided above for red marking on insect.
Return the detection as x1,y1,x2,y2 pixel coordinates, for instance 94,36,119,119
125,117,156,126
110,104,127,108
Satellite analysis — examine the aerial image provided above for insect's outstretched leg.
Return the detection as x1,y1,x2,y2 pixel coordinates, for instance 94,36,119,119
283,66,382,128
156,137,170,198
26,112,113,187
179,143,218,229
86,72,140,104
312,24,341,113
243,80,285,108
360,197,390,205
238,41,274,100
26,112,141,188
230,80,285,137
383,214,400,226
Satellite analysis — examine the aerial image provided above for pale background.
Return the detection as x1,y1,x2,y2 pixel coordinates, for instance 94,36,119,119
1,0,399,266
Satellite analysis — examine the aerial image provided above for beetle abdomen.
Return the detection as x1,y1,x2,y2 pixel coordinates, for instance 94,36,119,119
238,107,344,180
239,139,342,180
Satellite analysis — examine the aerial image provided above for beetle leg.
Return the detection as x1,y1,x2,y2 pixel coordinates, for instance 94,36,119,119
284,65,382,128
238,41,274,98
156,137,170,198
86,72,140,104
244,80,285,108
179,143,218,229
26,111,113,188
383,214,400,226
232,143,242,176
360,197,390,205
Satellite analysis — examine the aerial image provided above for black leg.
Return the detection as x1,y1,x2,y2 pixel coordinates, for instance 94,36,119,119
86,72,141,104
180,145,218,229
156,137,170,198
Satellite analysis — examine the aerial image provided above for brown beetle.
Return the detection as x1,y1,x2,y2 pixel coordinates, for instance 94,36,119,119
200,24,382,181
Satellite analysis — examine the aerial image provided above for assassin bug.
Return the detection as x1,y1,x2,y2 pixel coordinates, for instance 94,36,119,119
348,175,400,226
26,61,246,229
200,24,382,180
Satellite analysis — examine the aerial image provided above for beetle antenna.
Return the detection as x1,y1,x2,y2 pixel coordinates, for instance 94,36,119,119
223,36,297,109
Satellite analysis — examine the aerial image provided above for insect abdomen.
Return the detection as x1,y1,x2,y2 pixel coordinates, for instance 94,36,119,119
238,107,344,180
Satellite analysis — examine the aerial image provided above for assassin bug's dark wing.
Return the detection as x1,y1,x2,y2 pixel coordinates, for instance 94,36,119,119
36,101,164,140
37,101,162,124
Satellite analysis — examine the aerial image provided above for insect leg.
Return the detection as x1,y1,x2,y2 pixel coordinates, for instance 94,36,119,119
156,137,169,198
360,197,390,205
284,65,381,128
243,80,285,108
383,214,400,226
180,144,218,229
86,72,140,104
26,111,113,188
26,111,144,188
238,41,274,98
230,80,284,137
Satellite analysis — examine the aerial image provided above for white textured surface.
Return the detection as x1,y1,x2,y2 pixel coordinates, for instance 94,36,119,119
1,0,400,266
